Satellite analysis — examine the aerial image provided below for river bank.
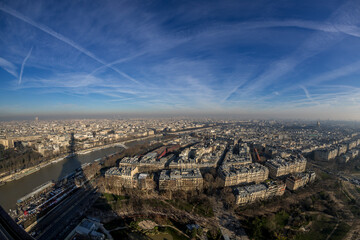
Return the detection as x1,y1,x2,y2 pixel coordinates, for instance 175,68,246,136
0,145,126,212
0,134,161,185
0,142,126,184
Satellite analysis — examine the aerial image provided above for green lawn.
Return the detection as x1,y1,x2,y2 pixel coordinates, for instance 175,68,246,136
318,172,332,180
166,199,214,217
330,222,351,240
295,217,350,240
166,199,193,212
146,198,170,209
156,227,188,240
109,226,187,240
275,210,290,228
102,193,128,202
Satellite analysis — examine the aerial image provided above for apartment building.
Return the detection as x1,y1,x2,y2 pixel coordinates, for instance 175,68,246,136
285,171,316,191
234,181,285,205
265,156,307,178
219,163,269,187
158,168,203,191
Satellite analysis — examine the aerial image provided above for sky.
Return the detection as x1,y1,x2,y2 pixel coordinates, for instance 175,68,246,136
1,0,360,120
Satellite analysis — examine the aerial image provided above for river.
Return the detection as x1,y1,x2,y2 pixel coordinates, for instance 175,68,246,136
0,146,123,212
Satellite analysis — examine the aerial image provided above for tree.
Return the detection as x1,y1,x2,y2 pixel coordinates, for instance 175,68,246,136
221,187,235,209
303,198,313,211
214,176,224,189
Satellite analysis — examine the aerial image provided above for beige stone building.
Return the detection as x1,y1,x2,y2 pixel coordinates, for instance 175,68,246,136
0,138,14,149
219,163,269,187
265,156,306,178
285,171,316,191
105,166,155,190
223,143,252,166
314,148,338,161
235,181,285,206
158,168,203,191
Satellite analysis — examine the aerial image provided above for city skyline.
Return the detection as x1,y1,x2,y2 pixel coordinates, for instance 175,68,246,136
1,0,360,120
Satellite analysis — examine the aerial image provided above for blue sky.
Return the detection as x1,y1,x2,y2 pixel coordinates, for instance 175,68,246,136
1,0,360,120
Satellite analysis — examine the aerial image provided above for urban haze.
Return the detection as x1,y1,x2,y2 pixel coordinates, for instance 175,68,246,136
1,1,360,240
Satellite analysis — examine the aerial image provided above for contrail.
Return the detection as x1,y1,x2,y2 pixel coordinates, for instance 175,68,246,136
300,85,319,105
89,51,146,77
0,4,140,85
19,47,33,85
0,57,18,77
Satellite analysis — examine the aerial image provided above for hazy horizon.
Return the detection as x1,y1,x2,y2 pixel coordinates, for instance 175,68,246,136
1,111,360,122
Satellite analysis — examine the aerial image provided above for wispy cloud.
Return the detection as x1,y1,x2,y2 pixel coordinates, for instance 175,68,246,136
0,57,18,77
235,20,360,38
300,85,319,105
265,58,360,100
18,46,32,85
306,60,360,86
1,0,360,118
0,4,141,85
88,51,146,76
223,0,360,102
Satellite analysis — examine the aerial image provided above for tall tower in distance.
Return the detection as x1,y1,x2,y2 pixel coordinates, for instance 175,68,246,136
317,121,320,128
35,116,39,122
